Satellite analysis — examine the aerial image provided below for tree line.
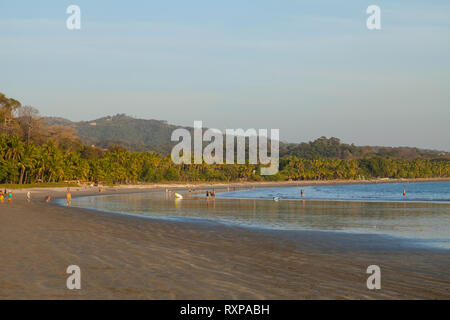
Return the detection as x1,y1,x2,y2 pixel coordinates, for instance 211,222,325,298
1,93,449,184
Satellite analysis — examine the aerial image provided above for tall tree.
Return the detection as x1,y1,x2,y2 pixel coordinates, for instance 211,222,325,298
17,105,41,144
0,93,21,135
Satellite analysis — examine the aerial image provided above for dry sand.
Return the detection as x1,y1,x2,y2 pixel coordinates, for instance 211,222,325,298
0,183,449,299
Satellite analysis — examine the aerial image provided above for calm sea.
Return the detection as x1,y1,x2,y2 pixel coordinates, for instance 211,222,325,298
67,181,450,250
219,181,450,202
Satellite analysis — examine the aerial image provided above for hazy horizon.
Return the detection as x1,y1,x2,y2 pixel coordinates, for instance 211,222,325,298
1,0,449,150
40,112,448,152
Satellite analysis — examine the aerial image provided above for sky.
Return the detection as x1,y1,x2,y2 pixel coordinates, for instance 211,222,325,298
1,0,449,150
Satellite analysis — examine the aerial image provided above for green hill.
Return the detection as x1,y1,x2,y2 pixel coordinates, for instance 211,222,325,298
44,114,450,160
44,114,189,154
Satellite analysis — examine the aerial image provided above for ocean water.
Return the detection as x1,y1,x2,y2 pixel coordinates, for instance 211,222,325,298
218,181,450,202
68,181,450,250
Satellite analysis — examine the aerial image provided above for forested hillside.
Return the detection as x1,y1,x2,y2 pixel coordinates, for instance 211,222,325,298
44,114,187,154
1,92,449,185
45,115,449,160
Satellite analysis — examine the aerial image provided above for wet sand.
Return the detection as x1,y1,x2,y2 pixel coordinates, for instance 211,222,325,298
0,186,449,299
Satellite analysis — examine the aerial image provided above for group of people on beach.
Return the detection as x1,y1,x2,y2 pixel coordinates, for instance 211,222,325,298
0,188,70,205
0,190,35,203
206,190,216,199
0,184,411,206
0,190,13,203
165,187,217,200
0,190,33,203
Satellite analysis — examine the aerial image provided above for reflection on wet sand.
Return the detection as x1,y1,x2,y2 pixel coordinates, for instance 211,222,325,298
71,190,450,249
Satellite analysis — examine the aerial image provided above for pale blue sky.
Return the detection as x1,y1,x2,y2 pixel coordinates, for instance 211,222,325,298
1,1,449,150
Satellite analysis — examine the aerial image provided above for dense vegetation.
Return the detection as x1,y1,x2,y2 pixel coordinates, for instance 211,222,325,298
1,93,449,185
44,114,185,154
281,136,449,160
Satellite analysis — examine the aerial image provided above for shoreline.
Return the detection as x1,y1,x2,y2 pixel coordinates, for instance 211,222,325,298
4,177,450,198
6,176,450,207
1,181,449,299
55,185,450,253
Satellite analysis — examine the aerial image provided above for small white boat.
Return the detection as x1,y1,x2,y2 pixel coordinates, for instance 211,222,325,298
174,192,183,199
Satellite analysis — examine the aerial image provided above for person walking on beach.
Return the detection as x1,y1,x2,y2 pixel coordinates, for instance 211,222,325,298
26,191,31,202
66,191,72,206
0,192,4,204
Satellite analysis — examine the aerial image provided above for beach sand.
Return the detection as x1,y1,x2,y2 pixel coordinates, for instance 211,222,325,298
0,184,449,299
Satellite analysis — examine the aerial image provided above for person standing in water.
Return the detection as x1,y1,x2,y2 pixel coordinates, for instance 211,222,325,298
7,191,13,203
66,191,72,206
301,189,305,197
403,189,406,197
